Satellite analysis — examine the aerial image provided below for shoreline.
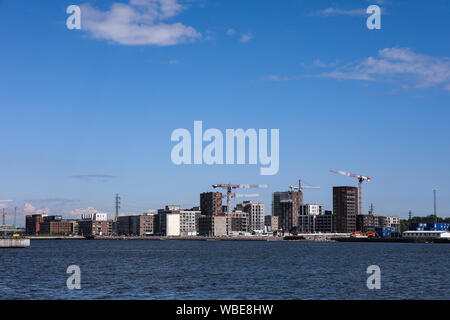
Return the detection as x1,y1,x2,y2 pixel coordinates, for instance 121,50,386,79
22,235,450,243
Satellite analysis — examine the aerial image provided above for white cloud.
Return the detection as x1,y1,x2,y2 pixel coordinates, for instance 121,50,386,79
240,32,253,43
24,203,36,214
23,202,51,215
69,206,100,216
331,47,450,89
226,28,235,36
80,0,201,46
264,48,450,91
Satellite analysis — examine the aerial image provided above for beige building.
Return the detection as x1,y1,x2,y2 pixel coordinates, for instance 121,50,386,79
264,215,278,232
242,201,265,233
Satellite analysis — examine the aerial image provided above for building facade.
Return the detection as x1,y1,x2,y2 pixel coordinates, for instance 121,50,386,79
230,210,248,233
180,210,201,236
242,201,265,233
158,205,181,236
298,204,323,233
264,215,279,232
200,192,223,216
356,214,375,233
272,190,302,233
333,186,358,233
81,212,107,221
39,220,73,235
198,215,227,236
78,220,113,236
25,214,44,234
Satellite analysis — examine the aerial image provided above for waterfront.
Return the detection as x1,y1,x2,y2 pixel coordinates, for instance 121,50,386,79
1,240,449,300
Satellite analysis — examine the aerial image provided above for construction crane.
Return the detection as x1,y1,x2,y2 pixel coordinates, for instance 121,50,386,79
0,200,13,226
212,184,268,234
289,180,320,233
288,179,320,192
330,169,371,215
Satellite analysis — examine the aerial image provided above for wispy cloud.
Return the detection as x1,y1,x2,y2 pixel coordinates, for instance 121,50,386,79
226,28,236,36
71,174,116,182
80,0,201,46
240,32,253,43
263,47,450,91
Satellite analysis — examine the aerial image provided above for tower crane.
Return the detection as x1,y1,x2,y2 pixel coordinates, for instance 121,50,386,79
288,180,320,233
288,179,320,192
0,200,13,226
212,184,268,234
330,169,371,215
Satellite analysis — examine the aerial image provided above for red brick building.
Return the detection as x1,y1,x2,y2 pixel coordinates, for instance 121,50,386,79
78,220,113,236
25,214,44,234
39,221,73,235
200,192,223,216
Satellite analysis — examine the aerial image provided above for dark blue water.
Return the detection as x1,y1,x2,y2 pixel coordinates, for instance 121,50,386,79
1,240,448,299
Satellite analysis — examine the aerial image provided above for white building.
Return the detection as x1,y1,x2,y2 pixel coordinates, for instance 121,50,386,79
81,212,108,221
243,201,264,233
298,204,323,233
375,215,400,228
180,210,200,236
166,213,181,236
385,216,400,227
299,204,322,216
403,230,450,239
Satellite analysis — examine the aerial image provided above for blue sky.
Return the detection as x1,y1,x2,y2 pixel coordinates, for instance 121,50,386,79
1,0,450,225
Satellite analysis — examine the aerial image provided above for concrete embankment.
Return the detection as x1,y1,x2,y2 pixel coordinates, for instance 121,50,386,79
90,236,282,241
0,238,30,248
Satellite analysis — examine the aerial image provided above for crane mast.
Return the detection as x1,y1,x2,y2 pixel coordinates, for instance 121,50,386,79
212,184,268,234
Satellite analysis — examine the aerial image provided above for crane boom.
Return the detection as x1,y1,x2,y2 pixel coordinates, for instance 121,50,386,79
330,169,371,215
330,169,370,181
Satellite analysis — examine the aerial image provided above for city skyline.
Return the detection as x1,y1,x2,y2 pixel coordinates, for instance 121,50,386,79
1,0,450,223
